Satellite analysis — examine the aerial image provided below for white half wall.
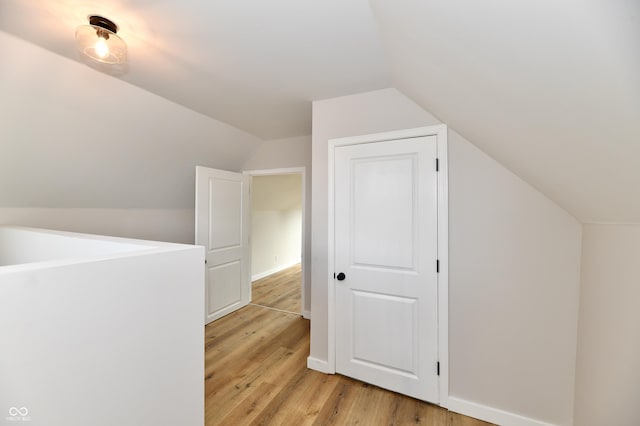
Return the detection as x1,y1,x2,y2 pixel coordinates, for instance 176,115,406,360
0,229,204,426
251,174,302,280
310,88,582,425
573,224,640,426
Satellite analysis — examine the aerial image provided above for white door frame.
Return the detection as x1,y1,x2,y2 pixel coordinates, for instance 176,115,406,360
243,167,308,318
327,124,449,406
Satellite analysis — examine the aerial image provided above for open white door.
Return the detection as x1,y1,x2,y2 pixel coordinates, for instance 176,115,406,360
196,166,250,324
333,135,440,403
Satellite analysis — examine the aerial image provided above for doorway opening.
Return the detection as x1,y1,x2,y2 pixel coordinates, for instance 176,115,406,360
245,168,305,316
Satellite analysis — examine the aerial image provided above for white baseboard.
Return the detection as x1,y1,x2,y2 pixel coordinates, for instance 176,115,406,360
251,260,301,282
306,356,331,374
302,310,311,319
447,397,558,426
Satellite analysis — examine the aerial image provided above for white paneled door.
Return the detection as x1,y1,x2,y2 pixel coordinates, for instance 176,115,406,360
334,136,440,403
196,166,250,325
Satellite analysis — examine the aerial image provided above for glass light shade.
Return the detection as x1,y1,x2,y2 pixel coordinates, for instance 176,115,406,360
76,24,127,64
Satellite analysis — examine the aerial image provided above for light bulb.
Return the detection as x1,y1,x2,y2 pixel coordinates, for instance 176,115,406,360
76,15,127,64
95,37,109,59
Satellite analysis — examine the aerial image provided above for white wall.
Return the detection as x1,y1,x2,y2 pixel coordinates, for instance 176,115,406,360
574,224,640,426
0,208,194,244
251,174,302,280
0,31,262,242
244,136,311,171
244,135,312,314
447,133,581,426
310,88,582,426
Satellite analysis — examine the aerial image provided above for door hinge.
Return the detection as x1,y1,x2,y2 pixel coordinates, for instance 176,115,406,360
437,361,440,376
436,259,440,273
436,158,439,171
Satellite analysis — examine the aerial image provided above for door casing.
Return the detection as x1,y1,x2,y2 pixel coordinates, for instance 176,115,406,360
327,124,449,406
244,167,308,318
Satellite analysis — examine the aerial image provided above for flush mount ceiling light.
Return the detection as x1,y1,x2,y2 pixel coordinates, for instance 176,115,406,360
76,15,127,64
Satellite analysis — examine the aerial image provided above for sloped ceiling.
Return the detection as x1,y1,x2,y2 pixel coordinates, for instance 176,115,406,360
370,0,640,223
1,1,638,221
0,0,390,139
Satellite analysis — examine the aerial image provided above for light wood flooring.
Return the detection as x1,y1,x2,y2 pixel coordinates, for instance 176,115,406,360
251,264,302,314
205,266,495,425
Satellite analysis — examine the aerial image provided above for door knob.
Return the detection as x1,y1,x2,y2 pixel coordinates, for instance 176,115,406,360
336,272,346,281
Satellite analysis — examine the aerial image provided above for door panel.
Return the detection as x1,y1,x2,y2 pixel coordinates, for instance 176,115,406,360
207,261,242,316
353,156,417,270
334,136,439,403
196,166,250,325
208,179,242,249
352,291,418,373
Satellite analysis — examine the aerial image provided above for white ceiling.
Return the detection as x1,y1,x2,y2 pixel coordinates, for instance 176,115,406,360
0,0,390,139
370,0,640,222
1,0,639,222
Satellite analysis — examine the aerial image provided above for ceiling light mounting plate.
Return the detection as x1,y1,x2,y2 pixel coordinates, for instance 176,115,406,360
88,15,118,34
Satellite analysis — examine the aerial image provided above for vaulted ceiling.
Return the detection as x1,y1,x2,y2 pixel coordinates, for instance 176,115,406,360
0,0,390,139
1,1,638,222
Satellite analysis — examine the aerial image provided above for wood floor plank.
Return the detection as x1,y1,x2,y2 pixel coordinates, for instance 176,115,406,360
390,392,448,425
250,363,342,426
311,377,360,425
449,411,495,426
341,382,391,424
205,310,308,421
205,310,299,383
252,264,301,313
218,381,280,425
207,346,293,423
204,303,495,426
